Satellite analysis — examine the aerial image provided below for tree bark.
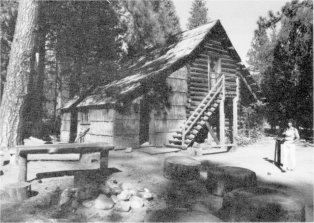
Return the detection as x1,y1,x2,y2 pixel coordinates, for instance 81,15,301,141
30,9,46,138
0,0,40,150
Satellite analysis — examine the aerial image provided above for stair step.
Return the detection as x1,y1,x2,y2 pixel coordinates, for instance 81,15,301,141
173,134,182,139
197,120,206,126
201,116,209,121
169,139,182,145
164,143,183,149
192,125,203,131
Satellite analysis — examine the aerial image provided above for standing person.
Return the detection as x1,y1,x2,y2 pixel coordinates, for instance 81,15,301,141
281,119,300,172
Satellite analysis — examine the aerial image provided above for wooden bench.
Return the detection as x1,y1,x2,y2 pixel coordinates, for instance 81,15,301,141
11,143,114,182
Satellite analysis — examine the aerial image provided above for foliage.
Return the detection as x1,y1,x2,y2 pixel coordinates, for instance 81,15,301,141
236,101,266,146
0,0,18,97
247,0,313,130
187,0,209,30
122,0,181,55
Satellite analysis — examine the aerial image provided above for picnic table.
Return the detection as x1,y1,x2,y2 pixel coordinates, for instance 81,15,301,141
11,142,114,182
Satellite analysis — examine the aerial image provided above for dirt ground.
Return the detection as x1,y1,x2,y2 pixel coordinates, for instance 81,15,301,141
1,136,313,222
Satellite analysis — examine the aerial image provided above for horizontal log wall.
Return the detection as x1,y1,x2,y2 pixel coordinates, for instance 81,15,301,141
150,67,188,146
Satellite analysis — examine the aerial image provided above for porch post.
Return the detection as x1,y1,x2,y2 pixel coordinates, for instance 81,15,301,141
233,77,239,143
219,99,225,147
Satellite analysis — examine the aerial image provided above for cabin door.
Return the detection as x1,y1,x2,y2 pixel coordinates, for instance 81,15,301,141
208,57,220,91
139,99,150,144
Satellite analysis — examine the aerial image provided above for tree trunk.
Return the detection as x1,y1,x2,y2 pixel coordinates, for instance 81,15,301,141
0,0,40,150
30,10,46,138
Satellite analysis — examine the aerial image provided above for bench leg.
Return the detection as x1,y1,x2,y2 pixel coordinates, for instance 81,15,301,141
18,155,27,182
100,150,109,171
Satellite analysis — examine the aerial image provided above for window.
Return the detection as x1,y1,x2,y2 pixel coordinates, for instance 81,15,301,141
81,110,89,124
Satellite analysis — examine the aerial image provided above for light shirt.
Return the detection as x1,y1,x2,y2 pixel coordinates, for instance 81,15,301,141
284,127,300,142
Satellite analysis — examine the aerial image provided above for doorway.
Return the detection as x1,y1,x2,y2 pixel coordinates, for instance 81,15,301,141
139,99,150,144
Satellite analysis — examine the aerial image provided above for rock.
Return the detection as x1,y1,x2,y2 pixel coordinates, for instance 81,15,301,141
99,184,111,195
58,188,73,207
82,199,94,208
115,201,131,212
120,182,133,191
130,196,144,209
111,186,122,195
71,199,80,209
111,195,119,203
117,190,132,201
137,191,153,200
128,189,138,196
125,147,133,153
94,194,114,210
100,181,122,195
0,170,3,176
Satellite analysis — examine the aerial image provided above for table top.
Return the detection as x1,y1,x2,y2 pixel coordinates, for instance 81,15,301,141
11,142,114,155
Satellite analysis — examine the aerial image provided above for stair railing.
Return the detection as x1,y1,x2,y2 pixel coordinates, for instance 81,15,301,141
182,73,225,146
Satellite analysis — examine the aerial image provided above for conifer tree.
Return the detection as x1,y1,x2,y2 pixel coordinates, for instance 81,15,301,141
187,0,209,30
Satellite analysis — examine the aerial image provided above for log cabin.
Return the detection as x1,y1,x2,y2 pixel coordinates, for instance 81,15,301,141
60,20,260,150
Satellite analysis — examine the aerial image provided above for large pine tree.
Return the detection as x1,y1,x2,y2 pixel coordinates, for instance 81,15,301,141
0,0,40,149
187,0,209,30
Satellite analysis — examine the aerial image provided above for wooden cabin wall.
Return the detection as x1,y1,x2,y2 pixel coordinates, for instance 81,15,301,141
114,100,140,148
81,108,115,144
60,112,71,142
149,67,188,146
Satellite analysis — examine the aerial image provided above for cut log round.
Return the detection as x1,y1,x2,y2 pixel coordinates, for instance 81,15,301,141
164,156,201,181
5,182,31,202
218,187,305,222
206,166,257,196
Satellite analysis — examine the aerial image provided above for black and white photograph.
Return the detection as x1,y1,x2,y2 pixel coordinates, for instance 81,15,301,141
0,0,313,222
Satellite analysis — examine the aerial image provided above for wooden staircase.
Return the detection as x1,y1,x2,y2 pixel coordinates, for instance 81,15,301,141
168,74,225,149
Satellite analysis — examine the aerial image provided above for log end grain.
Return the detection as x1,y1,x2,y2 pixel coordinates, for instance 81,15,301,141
164,156,201,181
206,166,257,196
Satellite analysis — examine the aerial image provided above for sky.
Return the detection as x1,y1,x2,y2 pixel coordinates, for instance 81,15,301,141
172,0,289,64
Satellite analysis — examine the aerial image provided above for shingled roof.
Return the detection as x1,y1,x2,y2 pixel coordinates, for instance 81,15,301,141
62,20,259,111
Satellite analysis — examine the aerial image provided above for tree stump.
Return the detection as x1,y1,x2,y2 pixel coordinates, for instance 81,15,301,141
5,182,31,202
164,156,201,181
218,187,305,222
206,166,257,196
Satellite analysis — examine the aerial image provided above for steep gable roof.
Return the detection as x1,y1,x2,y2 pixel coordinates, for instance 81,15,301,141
62,20,258,110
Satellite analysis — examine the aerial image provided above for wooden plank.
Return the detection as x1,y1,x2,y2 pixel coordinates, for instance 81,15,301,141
14,143,114,156
154,119,185,132
168,66,188,79
219,99,225,146
88,121,114,136
115,119,140,136
168,92,187,106
154,105,186,120
191,62,208,70
166,78,188,92
89,108,115,121
190,67,208,74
